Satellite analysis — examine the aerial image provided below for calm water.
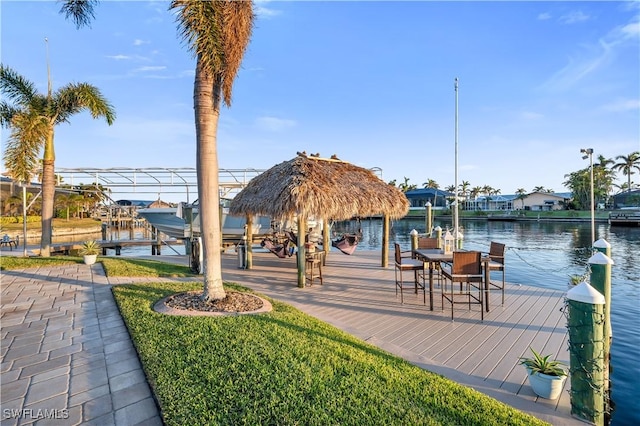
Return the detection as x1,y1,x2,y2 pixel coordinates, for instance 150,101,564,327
332,217,639,426
55,218,639,424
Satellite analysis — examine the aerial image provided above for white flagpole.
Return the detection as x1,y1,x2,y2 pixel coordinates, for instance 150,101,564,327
454,78,459,241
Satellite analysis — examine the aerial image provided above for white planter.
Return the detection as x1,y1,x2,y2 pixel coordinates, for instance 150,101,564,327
527,370,567,399
83,254,97,265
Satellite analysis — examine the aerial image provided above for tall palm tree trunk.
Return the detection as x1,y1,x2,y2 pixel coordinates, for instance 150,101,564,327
40,129,57,257
195,57,225,302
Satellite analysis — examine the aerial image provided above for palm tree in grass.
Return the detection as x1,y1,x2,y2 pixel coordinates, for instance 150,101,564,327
57,0,254,302
612,151,640,194
168,0,254,302
0,65,115,256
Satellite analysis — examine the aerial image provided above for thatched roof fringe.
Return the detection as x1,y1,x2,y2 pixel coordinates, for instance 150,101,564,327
229,155,409,221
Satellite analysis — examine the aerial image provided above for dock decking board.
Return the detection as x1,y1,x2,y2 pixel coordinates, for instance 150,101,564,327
207,250,580,424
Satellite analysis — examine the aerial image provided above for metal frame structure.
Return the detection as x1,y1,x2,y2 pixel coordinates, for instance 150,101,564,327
54,167,267,203
54,166,384,204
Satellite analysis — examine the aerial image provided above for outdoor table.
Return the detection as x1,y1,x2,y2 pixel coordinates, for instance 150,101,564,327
413,249,491,312
413,249,451,311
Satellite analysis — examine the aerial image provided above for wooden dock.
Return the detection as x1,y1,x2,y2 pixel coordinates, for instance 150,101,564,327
213,249,579,425
47,239,183,256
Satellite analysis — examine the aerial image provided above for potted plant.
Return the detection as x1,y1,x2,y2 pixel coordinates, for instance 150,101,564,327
519,347,568,399
79,240,101,265
568,272,588,287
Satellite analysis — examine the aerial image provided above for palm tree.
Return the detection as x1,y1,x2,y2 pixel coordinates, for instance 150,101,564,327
1,65,115,256
170,0,254,302
612,151,640,193
56,0,254,301
515,188,527,210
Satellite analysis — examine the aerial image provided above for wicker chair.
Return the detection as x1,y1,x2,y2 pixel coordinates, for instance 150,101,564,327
394,243,425,304
417,237,439,249
486,242,506,305
441,251,484,320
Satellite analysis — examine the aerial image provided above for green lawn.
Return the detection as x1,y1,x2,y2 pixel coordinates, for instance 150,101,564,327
0,255,194,277
113,280,548,425
3,256,548,425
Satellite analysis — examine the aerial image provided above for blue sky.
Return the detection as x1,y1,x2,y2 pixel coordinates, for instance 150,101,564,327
1,0,639,202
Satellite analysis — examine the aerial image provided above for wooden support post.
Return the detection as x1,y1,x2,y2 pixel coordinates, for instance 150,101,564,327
589,244,614,421
322,219,330,265
381,215,389,268
567,283,606,426
434,226,443,249
425,201,432,236
246,215,253,269
151,227,157,255
410,229,418,252
297,216,306,288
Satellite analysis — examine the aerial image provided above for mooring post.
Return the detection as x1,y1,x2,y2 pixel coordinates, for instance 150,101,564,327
566,282,606,426
434,226,442,249
425,202,432,236
410,229,418,252
589,242,614,421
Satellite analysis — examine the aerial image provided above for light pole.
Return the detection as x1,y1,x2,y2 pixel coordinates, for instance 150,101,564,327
581,148,595,244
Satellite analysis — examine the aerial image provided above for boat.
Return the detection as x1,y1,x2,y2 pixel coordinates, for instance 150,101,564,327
608,210,640,226
136,201,273,241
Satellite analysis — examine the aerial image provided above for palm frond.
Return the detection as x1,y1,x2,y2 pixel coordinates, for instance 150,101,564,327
54,83,116,125
0,65,38,105
170,0,254,107
3,111,46,182
58,0,98,29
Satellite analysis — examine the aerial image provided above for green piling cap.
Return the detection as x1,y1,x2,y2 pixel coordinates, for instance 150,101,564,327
567,282,605,304
593,239,610,249
588,251,614,265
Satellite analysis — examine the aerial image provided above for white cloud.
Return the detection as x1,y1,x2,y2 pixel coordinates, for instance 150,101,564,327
540,14,638,91
602,99,640,112
133,39,149,46
521,111,544,120
133,66,167,73
538,12,552,21
254,0,282,19
255,116,296,132
559,11,590,24
106,54,131,60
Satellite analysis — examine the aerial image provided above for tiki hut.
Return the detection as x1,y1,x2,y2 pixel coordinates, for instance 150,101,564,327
229,153,409,287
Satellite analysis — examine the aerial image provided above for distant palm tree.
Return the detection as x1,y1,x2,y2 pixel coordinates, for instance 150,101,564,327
422,179,438,189
612,151,640,193
532,186,546,193
515,188,527,209
0,65,115,256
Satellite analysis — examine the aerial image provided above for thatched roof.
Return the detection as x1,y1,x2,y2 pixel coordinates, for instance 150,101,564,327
229,153,409,221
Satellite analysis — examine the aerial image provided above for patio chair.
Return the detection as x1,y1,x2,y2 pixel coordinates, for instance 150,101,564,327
417,237,439,250
486,241,506,305
394,243,425,304
441,251,484,320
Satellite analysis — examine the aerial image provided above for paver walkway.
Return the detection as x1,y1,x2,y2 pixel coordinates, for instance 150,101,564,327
1,261,162,426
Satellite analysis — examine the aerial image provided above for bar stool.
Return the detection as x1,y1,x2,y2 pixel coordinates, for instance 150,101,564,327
305,251,324,286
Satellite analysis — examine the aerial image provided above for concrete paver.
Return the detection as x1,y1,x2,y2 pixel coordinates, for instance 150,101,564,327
1,259,162,426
